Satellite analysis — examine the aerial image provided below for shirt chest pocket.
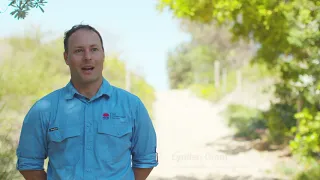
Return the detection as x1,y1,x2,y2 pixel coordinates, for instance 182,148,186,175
95,122,132,163
48,128,82,168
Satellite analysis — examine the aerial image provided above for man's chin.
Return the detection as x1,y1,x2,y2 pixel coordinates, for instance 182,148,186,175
80,77,101,84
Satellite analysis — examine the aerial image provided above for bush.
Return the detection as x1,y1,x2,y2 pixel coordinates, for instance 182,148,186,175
0,104,21,179
294,162,320,180
263,103,297,145
223,104,267,139
0,134,20,180
290,108,320,164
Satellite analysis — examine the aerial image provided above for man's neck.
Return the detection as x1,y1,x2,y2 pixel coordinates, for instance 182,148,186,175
71,78,103,99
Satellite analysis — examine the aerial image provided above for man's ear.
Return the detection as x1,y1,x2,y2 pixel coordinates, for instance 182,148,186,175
63,52,69,65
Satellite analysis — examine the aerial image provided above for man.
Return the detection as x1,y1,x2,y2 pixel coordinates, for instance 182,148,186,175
16,24,158,180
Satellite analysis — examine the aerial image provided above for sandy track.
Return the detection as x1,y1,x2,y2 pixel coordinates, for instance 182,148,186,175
147,90,287,180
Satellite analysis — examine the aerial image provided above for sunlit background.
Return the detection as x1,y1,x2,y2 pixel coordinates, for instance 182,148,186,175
0,0,319,179
0,0,191,91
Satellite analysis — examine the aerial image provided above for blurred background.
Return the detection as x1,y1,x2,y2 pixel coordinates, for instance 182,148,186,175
0,0,319,179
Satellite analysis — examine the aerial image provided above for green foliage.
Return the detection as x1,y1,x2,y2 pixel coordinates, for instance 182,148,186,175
4,0,47,19
189,62,275,102
166,19,260,102
158,0,320,65
166,43,212,89
263,103,297,145
189,69,236,102
159,0,320,106
294,162,320,180
290,108,320,164
159,0,320,171
274,161,299,178
0,114,20,180
104,57,127,88
130,74,156,118
242,62,279,82
103,56,156,118
189,84,216,100
170,45,217,86
223,104,266,139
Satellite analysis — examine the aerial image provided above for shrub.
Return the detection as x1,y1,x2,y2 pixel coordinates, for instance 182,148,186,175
263,103,297,145
223,104,267,139
294,162,320,180
290,108,320,164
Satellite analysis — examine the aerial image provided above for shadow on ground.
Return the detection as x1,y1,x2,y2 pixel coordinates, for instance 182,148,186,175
148,175,282,180
205,135,253,155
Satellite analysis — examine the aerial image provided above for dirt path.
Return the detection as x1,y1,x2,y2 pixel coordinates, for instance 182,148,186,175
147,89,290,180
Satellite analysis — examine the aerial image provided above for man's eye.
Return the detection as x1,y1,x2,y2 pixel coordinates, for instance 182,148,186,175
92,48,99,51
75,49,83,53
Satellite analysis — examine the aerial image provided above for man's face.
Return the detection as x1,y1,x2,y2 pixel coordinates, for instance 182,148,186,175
64,29,105,85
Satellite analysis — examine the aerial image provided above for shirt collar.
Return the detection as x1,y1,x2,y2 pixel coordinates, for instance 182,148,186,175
64,77,113,100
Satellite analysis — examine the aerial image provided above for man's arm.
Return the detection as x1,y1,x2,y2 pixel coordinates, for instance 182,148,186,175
131,98,158,180
19,170,47,180
16,101,48,179
133,168,153,180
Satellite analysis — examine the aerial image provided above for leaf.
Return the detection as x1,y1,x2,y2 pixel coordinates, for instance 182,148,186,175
39,6,44,13
8,0,47,19
10,9,17,16
8,0,16,7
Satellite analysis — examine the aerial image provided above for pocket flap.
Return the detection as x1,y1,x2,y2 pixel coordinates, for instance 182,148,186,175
49,128,81,142
98,124,132,138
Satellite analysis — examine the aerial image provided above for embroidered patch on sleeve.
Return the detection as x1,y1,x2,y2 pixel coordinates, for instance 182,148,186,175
49,127,58,132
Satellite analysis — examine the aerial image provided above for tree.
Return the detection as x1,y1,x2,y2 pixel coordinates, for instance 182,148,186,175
167,42,193,88
179,19,256,69
158,0,320,164
158,0,320,65
1,0,47,19
167,19,255,90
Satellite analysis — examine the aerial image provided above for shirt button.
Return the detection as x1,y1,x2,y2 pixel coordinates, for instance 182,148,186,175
86,169,91,172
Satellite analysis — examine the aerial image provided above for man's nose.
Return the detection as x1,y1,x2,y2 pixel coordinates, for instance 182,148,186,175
84,49,92,60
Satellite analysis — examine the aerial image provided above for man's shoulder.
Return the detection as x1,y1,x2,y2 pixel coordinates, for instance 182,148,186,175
111,85,141,103
30,88,64,113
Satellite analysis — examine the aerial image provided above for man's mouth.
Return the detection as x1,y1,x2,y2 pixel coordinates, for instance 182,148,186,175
81,66,94,72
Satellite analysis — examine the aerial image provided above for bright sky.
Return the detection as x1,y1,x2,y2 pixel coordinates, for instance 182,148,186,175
0,0,190,91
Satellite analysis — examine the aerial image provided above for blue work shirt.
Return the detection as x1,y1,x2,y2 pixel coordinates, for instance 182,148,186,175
16,78,158,180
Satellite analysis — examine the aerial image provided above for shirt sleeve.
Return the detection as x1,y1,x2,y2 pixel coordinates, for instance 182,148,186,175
16,101,48,171
131,98,158,168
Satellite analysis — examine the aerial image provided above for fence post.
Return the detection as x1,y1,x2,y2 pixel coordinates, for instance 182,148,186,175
222,68,227,93
214,61,220,88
